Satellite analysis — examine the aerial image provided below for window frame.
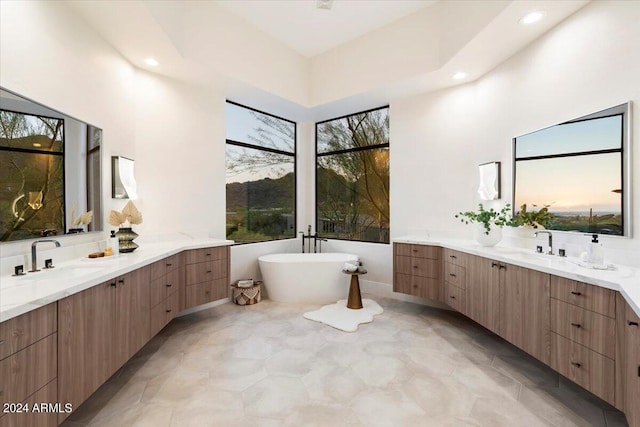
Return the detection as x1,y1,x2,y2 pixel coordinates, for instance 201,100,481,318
512,103,630,237
225,100,297,245
315,105,390,244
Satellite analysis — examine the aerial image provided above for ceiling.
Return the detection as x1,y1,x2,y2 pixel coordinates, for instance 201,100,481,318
213,0,437,57
65,0,589,119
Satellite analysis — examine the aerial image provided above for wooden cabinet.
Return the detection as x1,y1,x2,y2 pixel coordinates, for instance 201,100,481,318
184,246,230,309
393,243,442,300
0,304,57,427
443,249,468,311
465,255,501,334
549,277,617,406
616,294,640,427
150,254,183,337
499,264,551,364
57,267,150,423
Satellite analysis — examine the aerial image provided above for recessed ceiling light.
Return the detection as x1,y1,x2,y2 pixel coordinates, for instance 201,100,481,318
452,71,467,80
144,58,159,67
519,11,544,25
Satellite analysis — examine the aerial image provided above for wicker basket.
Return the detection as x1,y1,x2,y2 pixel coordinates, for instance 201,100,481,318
231,281,262,305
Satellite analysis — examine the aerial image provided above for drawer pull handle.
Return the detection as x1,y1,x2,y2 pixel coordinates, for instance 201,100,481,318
449,273,456,277
450,255,457,259
166,284,172,288
412,249,418,253
629,321,639,326
449,296,456,299
499,264,506,270
413,265,418,269
570,323,582,328
207,270,212,273
166,309,172,313
110,282,117,287
571,362,582,368
166,263,172,267
491,262,499,268
570,291,582,296
206,253,211,256
118,279,125,286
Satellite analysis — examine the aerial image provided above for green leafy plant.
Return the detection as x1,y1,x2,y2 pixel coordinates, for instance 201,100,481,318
455,204,515,235
513,203,554,229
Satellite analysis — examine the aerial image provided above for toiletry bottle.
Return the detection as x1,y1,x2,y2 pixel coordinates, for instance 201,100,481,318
109,230,120,254
587,234,604,265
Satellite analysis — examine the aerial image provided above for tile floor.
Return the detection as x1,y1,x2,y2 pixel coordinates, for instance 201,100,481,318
61,297,628,427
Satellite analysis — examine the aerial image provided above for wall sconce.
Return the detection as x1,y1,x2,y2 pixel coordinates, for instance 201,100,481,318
112,156,137,199
478,161,501,200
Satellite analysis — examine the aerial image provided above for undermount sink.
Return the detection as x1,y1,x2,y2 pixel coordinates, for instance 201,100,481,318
16,266,106,281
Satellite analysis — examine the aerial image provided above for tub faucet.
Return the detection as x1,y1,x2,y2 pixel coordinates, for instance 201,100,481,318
534,231,553,255
30,239,61,272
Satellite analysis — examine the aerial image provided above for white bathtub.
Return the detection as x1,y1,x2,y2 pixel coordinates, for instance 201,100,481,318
258,253,359,303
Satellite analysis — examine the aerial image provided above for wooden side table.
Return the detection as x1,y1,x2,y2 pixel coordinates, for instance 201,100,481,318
343,269,367,309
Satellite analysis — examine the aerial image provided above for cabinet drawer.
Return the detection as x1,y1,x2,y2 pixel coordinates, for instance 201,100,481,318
394,256,440,278
394,273,441,300
444,283,465,312
0,304,56,360
150,292,179,337
444,263,466,289
149,268,182,307
0,379,57,427
442,248,467,268
149,253,182,279
551,332,615,404
394,243,440,259
551,298,615,359
0,333,56,405
550,276,616,318
185,246,227,264
185,259,228,285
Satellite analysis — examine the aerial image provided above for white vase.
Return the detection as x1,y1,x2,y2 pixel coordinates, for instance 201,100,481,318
475,223,503,246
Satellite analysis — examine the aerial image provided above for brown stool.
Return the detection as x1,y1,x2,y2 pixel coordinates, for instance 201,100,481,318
343,269,367,309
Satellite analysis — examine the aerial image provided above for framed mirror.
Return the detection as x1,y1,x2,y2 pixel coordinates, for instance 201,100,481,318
111,156,137,199
0,87,103,242
513,103,631,236
478,161,501,200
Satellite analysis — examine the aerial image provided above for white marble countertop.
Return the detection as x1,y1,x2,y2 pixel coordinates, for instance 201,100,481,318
0,238,232,322
394,235,640,318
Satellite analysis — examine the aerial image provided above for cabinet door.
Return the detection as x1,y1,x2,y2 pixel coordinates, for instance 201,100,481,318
624,302,640,427
465,255,500,333
113,267,150,370
57,280,115,423
500,264,551,364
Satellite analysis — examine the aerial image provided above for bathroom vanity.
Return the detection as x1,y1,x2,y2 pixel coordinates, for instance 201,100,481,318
0,239,231,426
394,238,640,427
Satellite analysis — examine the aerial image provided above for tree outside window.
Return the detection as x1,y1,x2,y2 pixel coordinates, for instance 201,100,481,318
316,106,390,243
225,101,296,244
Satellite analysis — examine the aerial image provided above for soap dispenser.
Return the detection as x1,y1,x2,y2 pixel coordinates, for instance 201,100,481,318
587,234,604,265
109,230,120,254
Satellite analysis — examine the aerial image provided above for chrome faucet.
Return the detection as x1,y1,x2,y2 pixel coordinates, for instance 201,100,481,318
534,231,553,255
30,239,61,272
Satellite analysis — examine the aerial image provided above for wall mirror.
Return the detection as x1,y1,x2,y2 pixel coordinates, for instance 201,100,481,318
513,103,631,236
111,156,137,199
0,87,103,242
478,161,501,200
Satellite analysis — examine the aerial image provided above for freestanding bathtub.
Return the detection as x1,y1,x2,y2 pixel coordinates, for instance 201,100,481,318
258,253,359,303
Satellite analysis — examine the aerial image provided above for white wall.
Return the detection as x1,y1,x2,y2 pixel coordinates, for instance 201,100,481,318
391,0,640,267
0,0,135,257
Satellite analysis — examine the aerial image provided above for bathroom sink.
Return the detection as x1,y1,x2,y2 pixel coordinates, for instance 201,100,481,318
15,266,106,282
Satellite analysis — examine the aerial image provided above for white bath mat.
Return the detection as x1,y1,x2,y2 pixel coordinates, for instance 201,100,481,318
303,299,384,332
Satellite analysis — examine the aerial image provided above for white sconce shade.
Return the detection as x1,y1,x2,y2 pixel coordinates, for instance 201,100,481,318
112,156,138,199
478,161,501,200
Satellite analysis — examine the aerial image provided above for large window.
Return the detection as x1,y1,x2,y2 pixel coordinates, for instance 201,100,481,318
513,103,629,236
225,101,296,243
316,106,390,243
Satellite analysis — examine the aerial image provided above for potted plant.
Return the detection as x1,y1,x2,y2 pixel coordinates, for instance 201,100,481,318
513,203,553,230
455,203,515,246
